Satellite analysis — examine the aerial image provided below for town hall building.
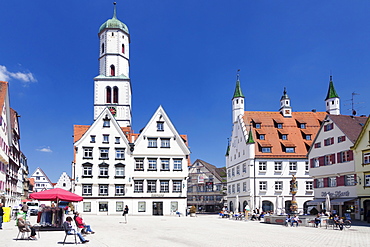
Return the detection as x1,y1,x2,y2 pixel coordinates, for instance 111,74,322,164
226,74,327,214
72,4,190,215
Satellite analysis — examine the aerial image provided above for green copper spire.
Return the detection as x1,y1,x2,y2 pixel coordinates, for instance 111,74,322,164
99,2,129,34
225,139,230,156
232,70,245,99
325,75,339,100
246,127,254,144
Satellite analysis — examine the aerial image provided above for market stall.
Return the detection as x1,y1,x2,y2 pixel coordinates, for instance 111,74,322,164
29,188,83,231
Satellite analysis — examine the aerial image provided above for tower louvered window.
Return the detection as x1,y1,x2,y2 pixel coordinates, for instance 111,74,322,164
113,86,118,103
106,86,112,103
122,44,125,53
110,65,115,76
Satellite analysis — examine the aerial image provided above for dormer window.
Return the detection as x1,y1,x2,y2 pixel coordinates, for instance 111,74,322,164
255,123,261,129
282,134,288,140
259,134,265,140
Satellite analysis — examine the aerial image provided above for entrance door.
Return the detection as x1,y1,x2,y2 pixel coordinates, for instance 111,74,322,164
153,202,163,215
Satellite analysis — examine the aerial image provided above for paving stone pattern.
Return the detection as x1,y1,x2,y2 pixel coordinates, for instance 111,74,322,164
0,214,369,247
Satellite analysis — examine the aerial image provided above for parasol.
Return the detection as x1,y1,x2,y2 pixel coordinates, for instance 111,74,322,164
29,188,83,202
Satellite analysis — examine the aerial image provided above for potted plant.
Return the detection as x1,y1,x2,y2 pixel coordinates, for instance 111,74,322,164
189,205,196,217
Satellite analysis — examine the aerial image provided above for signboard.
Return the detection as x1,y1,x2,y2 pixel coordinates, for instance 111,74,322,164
198,175,204,183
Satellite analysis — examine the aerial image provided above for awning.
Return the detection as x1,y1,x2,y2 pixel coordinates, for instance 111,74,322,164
330,198,357,206
306,198,325,205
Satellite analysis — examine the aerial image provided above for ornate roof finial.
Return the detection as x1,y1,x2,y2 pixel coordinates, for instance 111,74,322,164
233,69,244,99
113,2,117,19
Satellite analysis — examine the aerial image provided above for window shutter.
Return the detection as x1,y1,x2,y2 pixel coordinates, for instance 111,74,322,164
337,152,342,163
313,179,317,188
343,136,346,141
331,153,336,164
348,150,354,161
337,176,345,186
319,156,325,166
310,159,314,168
331,137,334,145
323,177,329,187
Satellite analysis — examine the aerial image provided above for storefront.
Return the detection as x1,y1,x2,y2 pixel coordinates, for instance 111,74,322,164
330,197,358,220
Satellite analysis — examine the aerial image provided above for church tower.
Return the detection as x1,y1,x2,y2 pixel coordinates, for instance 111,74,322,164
279,87,292,117
94,3,132,127
325,75,340,115
232,72,245,123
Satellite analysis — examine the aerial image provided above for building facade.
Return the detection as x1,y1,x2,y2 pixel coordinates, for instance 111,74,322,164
187,159,226,212
226,75,327,214
30,167,54,192
351,117,370,221
0,81,27,208
307,79,368,220
308,114,367,219
73,4,190,215
54,172,72,191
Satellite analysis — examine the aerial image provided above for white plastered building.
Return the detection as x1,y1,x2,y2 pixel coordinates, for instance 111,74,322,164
73,4,190,216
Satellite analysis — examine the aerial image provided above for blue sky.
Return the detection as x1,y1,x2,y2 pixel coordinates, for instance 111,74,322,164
1,1,370,182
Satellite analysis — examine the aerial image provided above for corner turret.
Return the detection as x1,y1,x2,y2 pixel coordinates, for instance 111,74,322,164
325,76,340,115
232,71,245,123
279,87,292,117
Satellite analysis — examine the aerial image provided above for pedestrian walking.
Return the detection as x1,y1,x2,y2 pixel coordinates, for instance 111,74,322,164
123,205,129,223
0,202,4,229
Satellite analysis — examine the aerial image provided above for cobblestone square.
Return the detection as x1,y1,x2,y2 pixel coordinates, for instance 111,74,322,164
0,214,369,247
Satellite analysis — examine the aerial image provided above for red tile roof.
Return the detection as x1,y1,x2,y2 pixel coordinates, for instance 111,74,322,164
244,111,326,158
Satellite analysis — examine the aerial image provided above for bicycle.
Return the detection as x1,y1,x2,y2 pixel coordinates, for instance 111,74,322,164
344,220,351,228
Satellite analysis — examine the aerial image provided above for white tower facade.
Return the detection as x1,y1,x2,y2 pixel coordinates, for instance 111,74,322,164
325,76,340,115
94,4,132,127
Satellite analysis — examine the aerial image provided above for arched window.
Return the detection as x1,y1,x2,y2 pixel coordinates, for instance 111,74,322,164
113,86,118,103
102,43,105,53
122,44,125,53
110,65,115,76
106,86,112,103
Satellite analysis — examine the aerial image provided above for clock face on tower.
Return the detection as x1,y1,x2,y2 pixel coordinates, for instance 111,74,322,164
108,106,117,116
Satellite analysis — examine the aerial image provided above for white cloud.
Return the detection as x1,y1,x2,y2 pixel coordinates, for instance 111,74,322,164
37,146,53,153
0,65,37,86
